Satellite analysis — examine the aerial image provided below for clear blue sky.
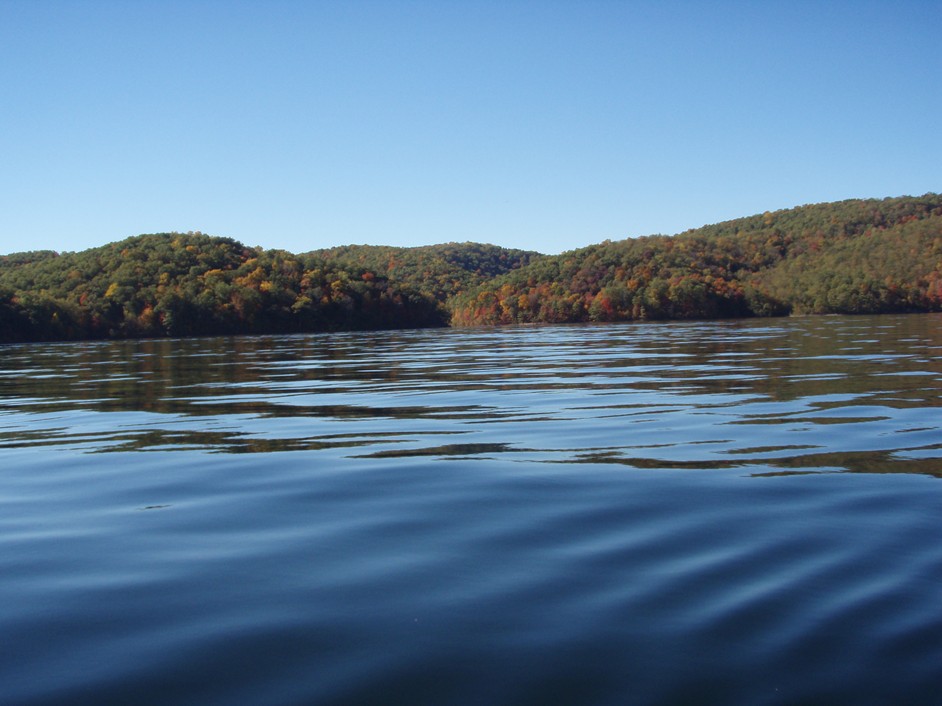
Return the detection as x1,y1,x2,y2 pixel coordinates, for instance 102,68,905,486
1,0,938,256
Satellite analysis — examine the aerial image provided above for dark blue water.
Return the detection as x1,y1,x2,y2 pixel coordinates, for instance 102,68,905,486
1,315,941,705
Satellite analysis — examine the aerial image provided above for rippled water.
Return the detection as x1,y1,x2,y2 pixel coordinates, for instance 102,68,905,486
1,315,941,704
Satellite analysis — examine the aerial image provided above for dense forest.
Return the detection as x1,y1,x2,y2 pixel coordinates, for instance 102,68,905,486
1,194,940,343
307,243,541,303
0,236,533,342
451,194,942,325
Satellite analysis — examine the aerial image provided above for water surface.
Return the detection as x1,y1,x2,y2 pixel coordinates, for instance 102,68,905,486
1,315,941,704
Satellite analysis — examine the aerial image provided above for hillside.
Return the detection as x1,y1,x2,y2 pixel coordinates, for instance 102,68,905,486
0,235,538,343
2,194,940,343
450,194,942,325
307,242,541,302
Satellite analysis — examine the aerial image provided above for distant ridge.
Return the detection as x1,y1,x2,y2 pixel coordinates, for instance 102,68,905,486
450,194,942,325
1,194,940,342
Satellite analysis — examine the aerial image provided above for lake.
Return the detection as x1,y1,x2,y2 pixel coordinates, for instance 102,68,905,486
1,314,941,705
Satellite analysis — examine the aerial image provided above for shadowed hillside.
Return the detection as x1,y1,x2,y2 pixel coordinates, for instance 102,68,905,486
0,236,537,342
0,234,449,342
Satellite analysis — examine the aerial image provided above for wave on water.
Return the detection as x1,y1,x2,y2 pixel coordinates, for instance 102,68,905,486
1,315,941,704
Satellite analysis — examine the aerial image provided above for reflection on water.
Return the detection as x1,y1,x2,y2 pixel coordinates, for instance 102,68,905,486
2,315,940,475
3,316,942,705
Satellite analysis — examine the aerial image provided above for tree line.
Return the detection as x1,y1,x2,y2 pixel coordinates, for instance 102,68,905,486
450,194,942,325
0,234,490,342
2,194,940,343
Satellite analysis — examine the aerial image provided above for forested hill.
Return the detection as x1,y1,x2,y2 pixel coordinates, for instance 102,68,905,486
306,242,540,302
2,194,940,343
0,235,533,343
450,194,942,325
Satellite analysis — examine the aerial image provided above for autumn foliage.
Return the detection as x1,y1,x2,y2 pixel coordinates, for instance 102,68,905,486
1,194,940,343
0,234,453,342
450,194,942,325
